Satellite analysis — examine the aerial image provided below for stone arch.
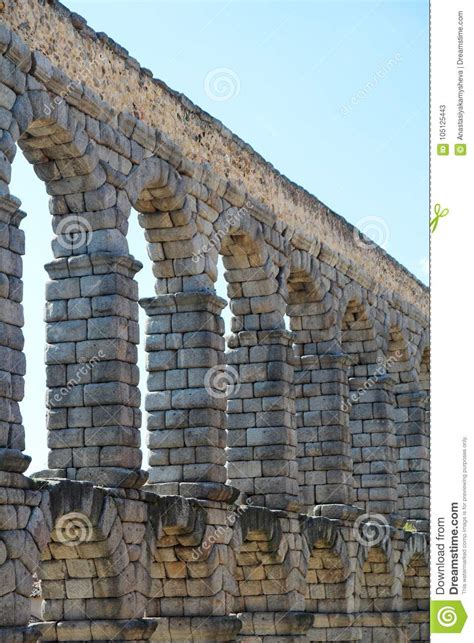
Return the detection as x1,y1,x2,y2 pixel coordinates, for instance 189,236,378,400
229,506,308,637
339,290,397,513
390,330,430,520
214,207,285,333
228,507,311,639
387,318,429,518
9,90,113,253
285,251,340,511
416,339,430,394
230,505,288,613
301,517,352,614
338,287,380,376
0,83,129,262
126,156,186,214
219,211,301,511
10,87,89,155
385,319,417,393
37,480,152,640
6,92,109,215
287,250,327,300
286,249,334,351
146,495,216,618
127,159,235,496
393,534,429,611
0,485,46,631
124,155,207,292
356,538,396,613
2,84,147,489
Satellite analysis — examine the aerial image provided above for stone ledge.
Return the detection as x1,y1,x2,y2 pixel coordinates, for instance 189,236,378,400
35,619,159,641
145,481,240,504
140,292,227,316
237,611,314,636
151,616,241,642
31,466,148,489
0,627,40,643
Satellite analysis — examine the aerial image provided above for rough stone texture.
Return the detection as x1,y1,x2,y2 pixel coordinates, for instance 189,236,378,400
0,7,429,642
1,481,429,641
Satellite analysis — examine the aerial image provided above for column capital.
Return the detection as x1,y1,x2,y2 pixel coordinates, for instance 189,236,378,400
45,252,143,279
349,374,396,390
0,194,24,226
295,351,352,370
319,351,352,369
227,328,294,348
140,291,227,316
373,373,397,388
396,390,428,407
0,448,33,488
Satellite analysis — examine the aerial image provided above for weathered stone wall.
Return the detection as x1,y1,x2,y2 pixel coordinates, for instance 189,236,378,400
0,4,429,642
0,481,429,642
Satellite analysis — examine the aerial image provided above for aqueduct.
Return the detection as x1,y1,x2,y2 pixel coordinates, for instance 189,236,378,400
0,1,429,641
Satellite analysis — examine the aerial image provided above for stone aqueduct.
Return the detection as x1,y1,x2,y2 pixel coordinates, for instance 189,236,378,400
0,2,429,641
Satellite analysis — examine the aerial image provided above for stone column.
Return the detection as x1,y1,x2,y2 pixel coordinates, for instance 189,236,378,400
296,353,354,511
349,374,398,516
40,252,146,489
0,194,31,484
0,194,43,642
37,481,158,643
140,292,237,503
226,329,300,512
148,496,242,642
395,391,429,521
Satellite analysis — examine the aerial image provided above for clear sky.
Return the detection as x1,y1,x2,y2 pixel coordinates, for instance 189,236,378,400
10,0,429,472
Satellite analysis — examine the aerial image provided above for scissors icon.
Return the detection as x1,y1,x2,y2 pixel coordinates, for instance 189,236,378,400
430,203,449,233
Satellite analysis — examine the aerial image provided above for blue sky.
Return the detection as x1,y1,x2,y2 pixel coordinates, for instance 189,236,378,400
10,0,429,471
